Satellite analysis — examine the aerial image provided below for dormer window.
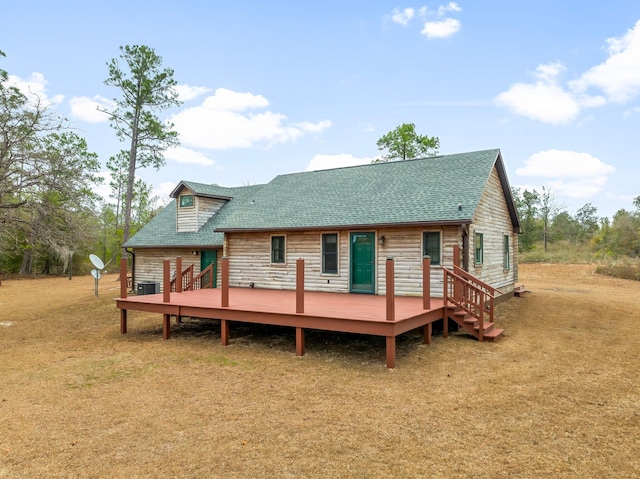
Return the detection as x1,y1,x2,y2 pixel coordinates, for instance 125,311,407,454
179,195,194,208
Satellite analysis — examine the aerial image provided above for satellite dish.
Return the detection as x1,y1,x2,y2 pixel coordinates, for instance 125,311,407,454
91,269,101,280
89,254,105,270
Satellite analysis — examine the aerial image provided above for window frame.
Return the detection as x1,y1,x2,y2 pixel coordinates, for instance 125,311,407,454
503,234,510,270
422,230,442,266
179,194,194,208
270,235,286,264
475,232,484,265
321,232,339,275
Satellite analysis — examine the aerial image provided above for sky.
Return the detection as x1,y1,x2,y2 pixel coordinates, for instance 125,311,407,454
2,0,640,219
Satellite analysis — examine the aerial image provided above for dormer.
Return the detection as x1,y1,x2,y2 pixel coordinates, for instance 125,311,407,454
170,181,233,233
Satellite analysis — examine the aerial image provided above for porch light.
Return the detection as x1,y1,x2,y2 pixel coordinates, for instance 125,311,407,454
378,235,385,245
192,251,199,256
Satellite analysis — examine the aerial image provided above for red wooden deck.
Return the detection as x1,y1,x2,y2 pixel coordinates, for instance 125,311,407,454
116,287,447,368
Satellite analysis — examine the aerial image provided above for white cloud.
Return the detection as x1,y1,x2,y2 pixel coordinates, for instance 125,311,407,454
164,146,215,166
438,2,461,16
390,7,415,26
173,84,211,102
516,150,615,199
571,20,640,103
7,72,63,106
497,20,640,123
171,88,331,150
421,18,461,38
152,182,177,205
69,95,114,123
305,153,378,171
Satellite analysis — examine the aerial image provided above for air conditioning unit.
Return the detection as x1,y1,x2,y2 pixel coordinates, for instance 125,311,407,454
137,281,160,295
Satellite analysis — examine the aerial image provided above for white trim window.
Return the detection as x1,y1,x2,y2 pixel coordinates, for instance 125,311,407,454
422,231,441,266
271,235,286,264
322,233,339,274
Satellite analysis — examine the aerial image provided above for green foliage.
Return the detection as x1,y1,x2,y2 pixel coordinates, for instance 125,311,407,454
104,45,181,248
375,123,439,162
1,52,102,275
595,261,640,281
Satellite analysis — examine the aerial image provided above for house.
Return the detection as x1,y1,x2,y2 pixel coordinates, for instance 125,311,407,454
124,148,521,297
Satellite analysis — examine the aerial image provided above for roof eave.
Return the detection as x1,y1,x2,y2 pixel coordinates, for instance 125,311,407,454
216,219,473,233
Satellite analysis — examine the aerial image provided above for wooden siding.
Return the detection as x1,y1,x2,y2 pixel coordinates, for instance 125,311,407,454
469,166,517,292
176,189,227,233
226,227,460,297
134,248,222,291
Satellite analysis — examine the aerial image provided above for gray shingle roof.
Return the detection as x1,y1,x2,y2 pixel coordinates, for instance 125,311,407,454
216,149,516,231
124,149,519,247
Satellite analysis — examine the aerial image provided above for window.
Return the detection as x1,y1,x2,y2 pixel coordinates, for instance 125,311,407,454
422,231,441,266
475,232,484,265
179,195,194,208
503,234,510,270
322,233,338,274
271,235,285,263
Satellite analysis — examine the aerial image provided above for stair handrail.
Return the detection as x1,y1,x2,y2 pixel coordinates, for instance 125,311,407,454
170,264,195,292
453,265,503,297
444,268,495,338
191,263,214,290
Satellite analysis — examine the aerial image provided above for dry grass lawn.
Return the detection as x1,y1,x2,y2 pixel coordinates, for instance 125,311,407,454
0,264,639,478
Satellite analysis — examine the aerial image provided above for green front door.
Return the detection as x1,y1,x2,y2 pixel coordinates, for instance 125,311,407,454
350,232,375,294
200,250,217,288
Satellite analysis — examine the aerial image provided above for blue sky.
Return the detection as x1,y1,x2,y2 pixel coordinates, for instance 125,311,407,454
2,1,639,219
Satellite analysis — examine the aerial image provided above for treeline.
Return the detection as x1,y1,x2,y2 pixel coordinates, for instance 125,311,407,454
0,49,163,276
513,187,640,259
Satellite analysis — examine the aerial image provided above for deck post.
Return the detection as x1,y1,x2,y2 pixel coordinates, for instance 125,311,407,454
296,258,305,313
120,309,127,334
443,270,449,339
221,257,229,307
423,322,432,345
422,255,431,310
120,258,128,299
163,260,171,302
176,256,182,293
386,336,396,369
162,314,171,340
296,327,305,356
220,319,229,346
453,244,460,268
386,257,395,322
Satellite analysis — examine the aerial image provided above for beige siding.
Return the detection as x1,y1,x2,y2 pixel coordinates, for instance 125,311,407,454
468,167,517,292
133,248,221,292
176,189,228,233
226,227,461,297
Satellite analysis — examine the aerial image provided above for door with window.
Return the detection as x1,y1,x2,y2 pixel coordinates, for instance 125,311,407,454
350,232,375,294
200,250,217,288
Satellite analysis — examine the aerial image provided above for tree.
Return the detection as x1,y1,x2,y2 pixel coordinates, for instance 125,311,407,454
539,187,563,251
513,187,541,252
375,123,439,162
103,45,181,254
575,203,599,242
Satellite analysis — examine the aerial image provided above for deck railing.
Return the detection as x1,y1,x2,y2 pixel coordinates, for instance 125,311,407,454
191,263,214,290
170,264,194,292
452,265,503,297
444,268,496,342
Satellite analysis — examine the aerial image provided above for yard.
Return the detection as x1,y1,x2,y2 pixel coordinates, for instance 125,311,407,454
0,264,638,478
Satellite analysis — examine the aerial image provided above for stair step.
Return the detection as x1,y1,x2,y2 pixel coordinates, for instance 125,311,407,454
514,285,529,297
474,321,495,331
482,328,504,342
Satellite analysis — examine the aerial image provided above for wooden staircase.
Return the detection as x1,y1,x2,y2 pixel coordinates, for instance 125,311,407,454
443,265,504,342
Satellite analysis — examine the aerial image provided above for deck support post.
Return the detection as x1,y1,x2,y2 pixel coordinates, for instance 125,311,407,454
220,319,229,346
176,256,182,293
296,327,305,356
163,260,170,303
221,257,229,307
386,257,395,322
296,258,304,314
423,323,432,344
162,314,171,340
422,255,431,310
385,336,396,369
453,244,460,268
120,258,128,299
120,309,127,334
